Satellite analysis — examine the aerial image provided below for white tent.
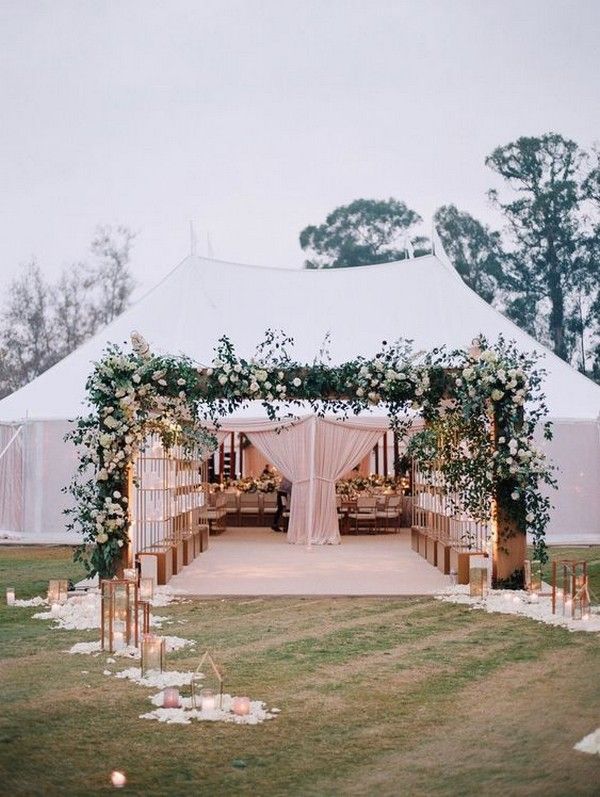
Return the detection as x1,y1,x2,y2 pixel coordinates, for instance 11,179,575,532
1,248,599,542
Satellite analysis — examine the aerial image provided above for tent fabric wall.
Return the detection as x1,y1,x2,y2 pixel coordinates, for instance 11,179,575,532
0,423,24,533
537,419,600,544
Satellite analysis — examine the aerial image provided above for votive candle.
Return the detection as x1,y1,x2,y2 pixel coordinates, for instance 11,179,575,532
6,587,15,605
162,687,180,708
232,696,251,716
200,688,216,712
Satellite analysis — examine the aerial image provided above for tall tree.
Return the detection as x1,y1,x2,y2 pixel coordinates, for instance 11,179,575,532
91,225,136,325
485,133,593,362
0,262,58,392
0,225,136,398
300,198,429,269
433,204,505,304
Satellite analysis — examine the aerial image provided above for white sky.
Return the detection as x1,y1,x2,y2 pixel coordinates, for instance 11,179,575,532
1,0,599,296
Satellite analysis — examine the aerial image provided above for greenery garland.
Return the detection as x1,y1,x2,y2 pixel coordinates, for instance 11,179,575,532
65,330,554,578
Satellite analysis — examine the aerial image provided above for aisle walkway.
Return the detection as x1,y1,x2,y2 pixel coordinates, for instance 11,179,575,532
169,527,450,596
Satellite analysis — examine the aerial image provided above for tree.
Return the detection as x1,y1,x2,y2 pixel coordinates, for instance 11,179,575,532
433,204,505,304
485,133,596,363
91,225,136,325
0,225,136,398
0,262,59,394
300,198,429,269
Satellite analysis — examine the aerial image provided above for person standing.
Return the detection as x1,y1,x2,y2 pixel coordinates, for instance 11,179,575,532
272,476,292,532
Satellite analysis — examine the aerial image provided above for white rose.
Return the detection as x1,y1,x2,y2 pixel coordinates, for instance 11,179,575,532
96,532,108,544
511,491,519,500
133,374,141,384
491,389,504,401
218,374,228,385
292,377,302,388
356,387,364,397
249,382,259,393
526,512,534,523
234,364,242,373
99,433,112,448
113,491,121,498
104,416,119,429
96,469,108,481
462,367,475,380
177,378,186,386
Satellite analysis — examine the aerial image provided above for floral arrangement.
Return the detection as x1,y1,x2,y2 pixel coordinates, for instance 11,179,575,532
66,329,554,581
231,475,281,493
336,474,407,497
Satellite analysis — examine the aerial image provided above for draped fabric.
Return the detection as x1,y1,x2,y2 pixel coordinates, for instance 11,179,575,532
216,413,390,545
244,419,313,544
311,418,386,544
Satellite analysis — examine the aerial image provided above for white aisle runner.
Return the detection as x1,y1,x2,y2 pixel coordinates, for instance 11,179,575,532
169,527,450,596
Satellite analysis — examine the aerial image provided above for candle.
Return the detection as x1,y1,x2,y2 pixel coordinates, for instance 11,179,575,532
200,688,216,712
110,770,127,788
162,687,180,708
232,697,251,716
6,587,15,605
113,630,126,651
50,603,61,617
123,568,137,582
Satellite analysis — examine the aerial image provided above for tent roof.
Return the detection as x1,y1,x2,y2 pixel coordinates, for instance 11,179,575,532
1,251,599,421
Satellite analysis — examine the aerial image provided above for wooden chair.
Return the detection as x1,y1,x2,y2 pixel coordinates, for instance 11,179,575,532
376,495,402,532
347,496,378,534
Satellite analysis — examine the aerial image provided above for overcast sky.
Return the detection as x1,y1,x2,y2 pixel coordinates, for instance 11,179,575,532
1,0,599,295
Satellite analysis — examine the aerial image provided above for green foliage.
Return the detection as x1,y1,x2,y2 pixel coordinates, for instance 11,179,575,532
299,198,429,268
486,133,599,365
433,204,505,304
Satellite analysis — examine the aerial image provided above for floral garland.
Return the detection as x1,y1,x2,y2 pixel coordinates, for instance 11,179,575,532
66,330,554,579
336,474,408,497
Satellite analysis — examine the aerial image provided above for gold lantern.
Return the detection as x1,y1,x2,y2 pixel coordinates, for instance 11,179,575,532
524,559,543,594
552,560,588,618
48,579,68,605
469,567,488,599
141,634,165,676
138,600,151,635
101,579,138,652
191,650,224,710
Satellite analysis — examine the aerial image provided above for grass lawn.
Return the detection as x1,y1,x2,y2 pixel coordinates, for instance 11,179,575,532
1,546,599,797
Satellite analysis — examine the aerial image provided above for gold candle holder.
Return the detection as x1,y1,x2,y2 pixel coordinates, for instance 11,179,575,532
101,579,138,652
552,560,588,617
138,600,151,636
524,559,543,594
48,579,68,605
141,634,165,676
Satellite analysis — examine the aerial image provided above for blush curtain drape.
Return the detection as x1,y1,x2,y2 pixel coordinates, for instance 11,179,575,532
215,414,389,545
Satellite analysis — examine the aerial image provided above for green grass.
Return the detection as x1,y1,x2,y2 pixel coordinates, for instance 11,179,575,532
0,546,599,797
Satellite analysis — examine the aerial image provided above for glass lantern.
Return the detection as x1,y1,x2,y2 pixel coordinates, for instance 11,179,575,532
524,559,542,594
139,577,154,602
101,579,138,652
141,634,165,676
48,579,69,605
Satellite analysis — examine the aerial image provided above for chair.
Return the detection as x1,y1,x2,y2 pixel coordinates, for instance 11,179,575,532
239,492,260,526
224,491,240,526
261,492,277,525
347,496,378,534
376,495,402,533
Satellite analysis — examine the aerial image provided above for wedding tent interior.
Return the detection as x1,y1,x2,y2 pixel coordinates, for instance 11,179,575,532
1,238,600,550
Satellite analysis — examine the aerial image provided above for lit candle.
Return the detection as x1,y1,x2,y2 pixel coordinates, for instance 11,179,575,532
232,697,251,716
162,687,180,708
110,770,127,788
200,688,216,712
6,587,15,605
50,603,60,617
